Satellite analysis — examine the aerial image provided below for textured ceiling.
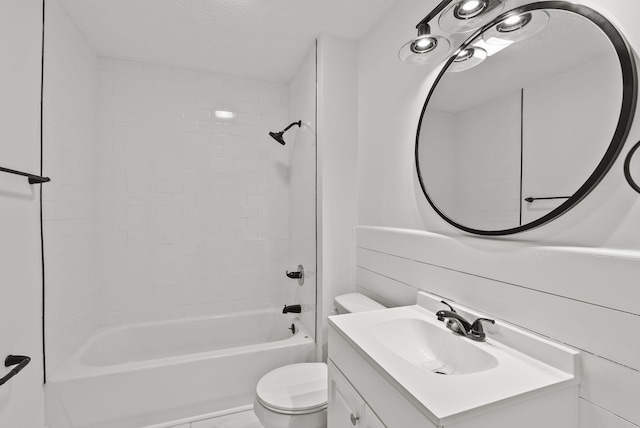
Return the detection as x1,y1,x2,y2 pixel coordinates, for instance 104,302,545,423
58,0,398,83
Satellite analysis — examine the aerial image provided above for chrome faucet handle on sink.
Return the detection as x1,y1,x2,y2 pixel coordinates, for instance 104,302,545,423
469,318,496,341
435,301,495,342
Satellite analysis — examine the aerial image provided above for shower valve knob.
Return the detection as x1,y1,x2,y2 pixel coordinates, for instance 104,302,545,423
285,265,304,285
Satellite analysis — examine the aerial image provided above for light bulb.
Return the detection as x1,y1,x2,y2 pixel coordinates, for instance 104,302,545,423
504,15,523,25
455,48,474,62
483,10,549,44
412,36,438,53
497,13,532,33
448,47,487,72
439,0,504,34
462,0,482,11
458,0,485,17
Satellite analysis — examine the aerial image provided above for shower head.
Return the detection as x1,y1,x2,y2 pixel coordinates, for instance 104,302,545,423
268,121,301,145
269,131,286,145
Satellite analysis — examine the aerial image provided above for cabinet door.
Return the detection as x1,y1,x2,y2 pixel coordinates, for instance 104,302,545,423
328,363,365,427
364,404,387,428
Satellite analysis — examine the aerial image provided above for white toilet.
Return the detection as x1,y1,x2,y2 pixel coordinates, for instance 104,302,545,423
253,293,385,428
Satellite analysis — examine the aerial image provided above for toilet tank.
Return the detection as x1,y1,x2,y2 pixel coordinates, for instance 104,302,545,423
333,293,385,315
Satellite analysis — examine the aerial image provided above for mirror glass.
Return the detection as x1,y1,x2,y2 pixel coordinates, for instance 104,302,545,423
416,5,634,234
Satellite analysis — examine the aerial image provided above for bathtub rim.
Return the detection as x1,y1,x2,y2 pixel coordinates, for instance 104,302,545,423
49,308,313,382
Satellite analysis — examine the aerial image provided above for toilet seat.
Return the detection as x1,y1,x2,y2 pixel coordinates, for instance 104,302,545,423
256,363,327,415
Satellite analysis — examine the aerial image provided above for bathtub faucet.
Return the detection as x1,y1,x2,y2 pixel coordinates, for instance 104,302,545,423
282,304,302,314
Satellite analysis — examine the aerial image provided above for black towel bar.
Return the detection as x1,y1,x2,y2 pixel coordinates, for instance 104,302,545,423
0,166,50,184
0,355,31,387
524,196,571,203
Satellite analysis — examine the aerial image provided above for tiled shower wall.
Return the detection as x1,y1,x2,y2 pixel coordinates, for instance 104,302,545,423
96,57,293,325
288,45,317,336
43,0,99,373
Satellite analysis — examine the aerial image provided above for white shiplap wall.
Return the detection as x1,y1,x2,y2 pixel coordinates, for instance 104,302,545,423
355,226,640,428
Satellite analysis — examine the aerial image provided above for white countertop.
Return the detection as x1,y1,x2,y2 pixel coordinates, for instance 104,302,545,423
328,292,579,425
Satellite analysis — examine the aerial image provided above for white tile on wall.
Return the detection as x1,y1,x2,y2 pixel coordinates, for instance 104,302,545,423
96,57,292,325
42,0,99,375
287,44,317,341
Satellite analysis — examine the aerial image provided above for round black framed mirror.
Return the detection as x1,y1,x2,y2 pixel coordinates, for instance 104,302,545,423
624,141,640,193
416,1,637,235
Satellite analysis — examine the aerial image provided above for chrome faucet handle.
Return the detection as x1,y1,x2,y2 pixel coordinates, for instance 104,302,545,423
435,310,472,334
440,300,457,313
446,318,467,335
470,318,495,341
437,301,457,324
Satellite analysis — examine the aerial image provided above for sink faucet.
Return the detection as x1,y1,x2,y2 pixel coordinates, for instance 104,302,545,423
435,300,495,342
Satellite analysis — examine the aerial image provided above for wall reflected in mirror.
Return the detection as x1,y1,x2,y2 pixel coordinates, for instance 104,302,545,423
417,8,624,232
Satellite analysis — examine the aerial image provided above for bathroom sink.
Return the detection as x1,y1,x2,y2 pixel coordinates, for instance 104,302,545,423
328,291,579,426
372,318,498,375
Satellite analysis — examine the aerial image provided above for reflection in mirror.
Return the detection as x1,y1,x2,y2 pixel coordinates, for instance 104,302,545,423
417,7,628,233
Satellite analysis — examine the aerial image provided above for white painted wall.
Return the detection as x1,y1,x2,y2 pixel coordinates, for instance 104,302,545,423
288,42,318,338
357,0,640,427
95,58,291,324
0,0,45,426
417,109,457,217
317,34,359,359
42,0,99,375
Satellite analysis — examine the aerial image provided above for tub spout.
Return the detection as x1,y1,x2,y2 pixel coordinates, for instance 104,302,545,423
282,304,302,314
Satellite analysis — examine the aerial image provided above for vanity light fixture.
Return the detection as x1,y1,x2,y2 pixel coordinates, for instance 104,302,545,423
483,10,550,44
398,0,552,66
399,0,503,65
455,0,487,19
398,22,451,65
449,47,487,72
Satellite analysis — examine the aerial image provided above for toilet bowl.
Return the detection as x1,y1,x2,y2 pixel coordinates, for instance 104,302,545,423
253,293,384,428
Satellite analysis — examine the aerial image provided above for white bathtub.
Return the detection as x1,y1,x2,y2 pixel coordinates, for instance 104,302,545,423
45,309,314,428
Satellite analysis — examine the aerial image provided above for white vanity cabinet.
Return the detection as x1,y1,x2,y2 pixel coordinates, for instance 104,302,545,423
327,292,580,428
328,329,437,428
328,361,386,428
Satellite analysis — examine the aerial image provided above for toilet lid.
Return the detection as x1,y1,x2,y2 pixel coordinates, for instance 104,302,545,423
256,363,328,414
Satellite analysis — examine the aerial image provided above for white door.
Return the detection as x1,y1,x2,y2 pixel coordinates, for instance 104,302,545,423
0,0,45,426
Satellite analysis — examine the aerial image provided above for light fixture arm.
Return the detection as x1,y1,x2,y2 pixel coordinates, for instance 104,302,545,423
416,22,431,37
416,0,456,28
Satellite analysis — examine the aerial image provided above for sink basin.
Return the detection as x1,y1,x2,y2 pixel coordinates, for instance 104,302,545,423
372,318,498,375
328,292,579,426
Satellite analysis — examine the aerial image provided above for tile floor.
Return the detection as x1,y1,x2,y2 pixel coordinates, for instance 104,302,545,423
171,409,264,428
